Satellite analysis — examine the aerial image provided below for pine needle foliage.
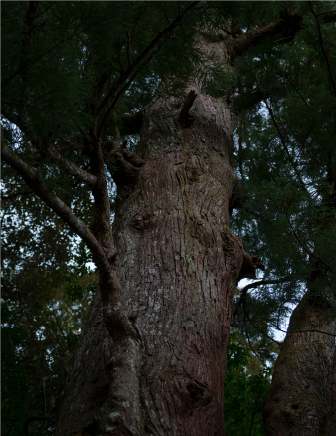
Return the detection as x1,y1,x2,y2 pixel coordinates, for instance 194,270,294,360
2,1,336,435
230,1,336,351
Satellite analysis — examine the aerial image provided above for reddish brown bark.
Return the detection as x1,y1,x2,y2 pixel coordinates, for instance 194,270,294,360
263,289,336,436
55,81,245,435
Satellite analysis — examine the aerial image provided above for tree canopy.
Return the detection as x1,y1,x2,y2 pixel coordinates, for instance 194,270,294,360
1,1,336,435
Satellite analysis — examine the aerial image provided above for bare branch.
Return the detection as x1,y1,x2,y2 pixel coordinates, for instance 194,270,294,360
97,40,165,138
271,322,336,337
2,30,82,88
1,190,34,200
264,99,310,194
231,10,302,60
46,143,97,187
1,143,111,278
285,214,336,274
234,277,292,319
309,3,336,97
93,1,200,119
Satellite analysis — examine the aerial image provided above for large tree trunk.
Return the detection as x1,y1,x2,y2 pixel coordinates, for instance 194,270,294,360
55,79,247,435
263,287,336,436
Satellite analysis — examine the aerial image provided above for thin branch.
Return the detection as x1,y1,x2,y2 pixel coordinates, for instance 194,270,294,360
1,143,111,278
93,1,200,118
309,3,336,97
248,410,257,436
56,142,85,153
264,99,310,193
233,277,292,319
271,322,336,337
285,214,336,274
22,1,39,50
126,31,132,67
46,143,97,187
244,308,281,346
1,190,34,200
98,34,172,139
52,306,71,348
264,100,291,160
2,29,82,87
242,305,263,361
97,42,162,138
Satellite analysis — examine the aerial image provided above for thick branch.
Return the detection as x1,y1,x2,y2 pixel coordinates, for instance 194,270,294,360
46,143,97,187
237,252,265,281
104,148,144,186
231,10,302,60
322,10,336,23
1,143,111,278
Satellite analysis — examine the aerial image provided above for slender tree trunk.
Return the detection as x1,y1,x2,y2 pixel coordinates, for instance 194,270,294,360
263,287,336,436
55,75,247,434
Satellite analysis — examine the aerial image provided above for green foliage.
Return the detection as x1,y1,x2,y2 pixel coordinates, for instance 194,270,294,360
229,0,336,346
1,171,98,435
2,0,336,434
224,336,272,436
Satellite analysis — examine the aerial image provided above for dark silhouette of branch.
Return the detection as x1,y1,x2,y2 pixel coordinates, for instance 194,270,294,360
94,1,200,119
1,143,112,278
2,30,82,88
1,190,33,200
322,10,336,23
270,322,336,337
233,276,291,318
24,416,49,436
231,10,302,60
309,3,336,97
285,214,336,274
97,40,165,138
264,99,311,194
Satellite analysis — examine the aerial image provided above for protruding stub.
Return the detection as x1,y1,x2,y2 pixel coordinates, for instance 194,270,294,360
178,90,198,127
238,252,265,281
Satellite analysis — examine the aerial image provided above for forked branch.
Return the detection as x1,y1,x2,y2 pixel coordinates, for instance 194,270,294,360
1,143,111,277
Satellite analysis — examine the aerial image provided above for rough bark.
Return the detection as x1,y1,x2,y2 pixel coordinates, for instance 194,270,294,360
263,287,336,436
55,72,246,434
322,346,336,436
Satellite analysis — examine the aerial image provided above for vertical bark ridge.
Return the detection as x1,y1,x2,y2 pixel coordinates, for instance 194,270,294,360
56,36,244,435
112,88,244,434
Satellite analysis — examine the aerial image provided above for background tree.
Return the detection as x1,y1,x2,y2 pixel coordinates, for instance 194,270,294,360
1,1,336,435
